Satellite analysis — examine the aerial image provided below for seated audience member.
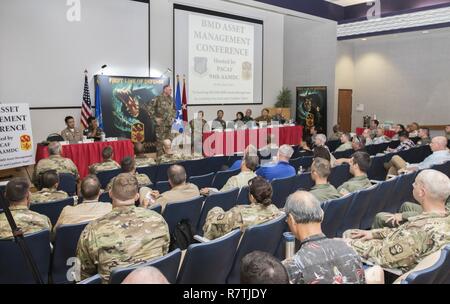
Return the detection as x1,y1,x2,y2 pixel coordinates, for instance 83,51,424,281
31,170,68,204
258,134,279,160
256,145,296,182
61,115,83,143
242,109,254,123
83,116,103,140
344,170,450,274
283,191,365,284
212,109,226,130
106,156,151,191
313,146,334,167
121,266,169,284
369,120,379,138
240,251,289,284
55,175,112,228
140,165,199,212
157,139,186,164
446,125,450,141
335,133,352,152
329,124,343,141
337,151,372,196
391,124,406,140
76,173,170,283
372,170,450,229
133,142,156,167
255,108,272,125
201,154,258,195
386,131,415,153
362,129,373,146
417,127,431,146
228,145,259,171
202,176,281,240
334,136,366,166
408,122,420,138
372,127,390,145
309,158,341,202
89,146,120,174
271,108,286,124
0,178,52,239
33,141,79,187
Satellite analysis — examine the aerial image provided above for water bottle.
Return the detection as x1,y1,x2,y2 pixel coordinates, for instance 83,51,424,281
100,132,106,141
298,166,304,175
284,232,295,259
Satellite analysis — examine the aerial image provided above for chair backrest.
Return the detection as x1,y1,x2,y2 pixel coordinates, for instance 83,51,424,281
211,168,241,190
402,244,450,284
430,161,450,177
52,222,89,284
271,176,295,209
333,149,354,160
188,172,215,189
321,194,354,238
98,191,112,203
162,196,204,237
329,164,352,188
196,188,240,235
367,154,393,181
136,165,158,184
177,159,197,177
226,214,287,284
289,156,313,172
154,163,172,183
149,204,162,214
236,186,250,205
58,173,77,196
388,140,400,149
365,176,398,216
0,230,51,284
177,229,241,284
109,249,182,284
205,156,229,173
96,168,122,189
290,172,315,193
30,197,75,226
154,181,171,194
77,274,102,284
326,140,341,153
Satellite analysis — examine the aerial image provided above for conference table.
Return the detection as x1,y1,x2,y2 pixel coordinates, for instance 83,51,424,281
35,140,134,178
355,127,396,138
202,125,303,156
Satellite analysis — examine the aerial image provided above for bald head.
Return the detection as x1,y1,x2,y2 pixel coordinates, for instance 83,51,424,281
167,165,186,187
285,191,323,224
430,136,448,152
414,169,450,203
80,175,101,200
121,267,169,284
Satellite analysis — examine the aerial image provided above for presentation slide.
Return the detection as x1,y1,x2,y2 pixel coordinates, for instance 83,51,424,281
174,5,263,105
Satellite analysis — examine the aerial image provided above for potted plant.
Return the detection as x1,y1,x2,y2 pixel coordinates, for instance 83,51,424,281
272,87,292,119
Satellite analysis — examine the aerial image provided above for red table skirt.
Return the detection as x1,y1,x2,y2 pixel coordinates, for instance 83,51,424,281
356,127,396,138
202,125,303,156
35,140,134,178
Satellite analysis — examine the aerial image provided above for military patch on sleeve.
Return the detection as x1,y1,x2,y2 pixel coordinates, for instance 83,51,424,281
216,214,225,221
389,244,404,256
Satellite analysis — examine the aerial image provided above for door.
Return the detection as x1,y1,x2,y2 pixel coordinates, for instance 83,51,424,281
338,89,352,133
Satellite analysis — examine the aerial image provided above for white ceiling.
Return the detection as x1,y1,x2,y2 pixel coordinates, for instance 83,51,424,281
326,0,371,7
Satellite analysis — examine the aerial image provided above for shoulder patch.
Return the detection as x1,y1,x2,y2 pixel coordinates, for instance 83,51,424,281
389,244,404,256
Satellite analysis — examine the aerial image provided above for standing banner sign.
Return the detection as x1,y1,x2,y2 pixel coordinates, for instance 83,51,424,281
0,103,35,170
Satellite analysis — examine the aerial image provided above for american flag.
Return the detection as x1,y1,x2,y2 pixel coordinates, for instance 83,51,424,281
81,70,92,129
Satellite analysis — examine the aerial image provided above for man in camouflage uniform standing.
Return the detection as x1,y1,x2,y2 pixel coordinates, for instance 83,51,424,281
89,146,121,174
76,173,170,283
0,178,52,239
148,84,176,157
344,169,450,273
33,141,79,188
30,170,68,204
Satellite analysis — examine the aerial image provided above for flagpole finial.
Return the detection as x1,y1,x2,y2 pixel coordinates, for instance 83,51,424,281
84,69,88,74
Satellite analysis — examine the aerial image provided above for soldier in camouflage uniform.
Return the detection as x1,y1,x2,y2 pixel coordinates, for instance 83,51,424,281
156,139,186,164
33,141,79,187
337,151,372,196
76,173,170,283
105,156,151,191
309,158,341,202
0,178,52,239
133,142,156,168
203,176,281,240
30,170,68,204
344,170,450,273
188,110,210,155
283,191,365,284
89,146,121,174
61,116,83,143
147,85,176,157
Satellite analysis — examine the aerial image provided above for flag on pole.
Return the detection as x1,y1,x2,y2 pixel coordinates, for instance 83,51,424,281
182,75,188,122
172,75,184,133
81,70,92,129
94,77,104,129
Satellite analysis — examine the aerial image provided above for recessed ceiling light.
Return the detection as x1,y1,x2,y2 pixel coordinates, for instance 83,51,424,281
361,38,367,41
422,30,429,34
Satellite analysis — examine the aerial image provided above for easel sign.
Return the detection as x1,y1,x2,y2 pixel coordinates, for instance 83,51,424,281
0,103,35,170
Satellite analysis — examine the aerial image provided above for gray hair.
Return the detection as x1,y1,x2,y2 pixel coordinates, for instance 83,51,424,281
121,266,169,284
48,141,62,155
285,191,324,224
167,164,187,186
315,134,327,146
278,145,294,159
416,169,450,202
